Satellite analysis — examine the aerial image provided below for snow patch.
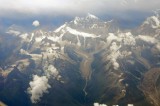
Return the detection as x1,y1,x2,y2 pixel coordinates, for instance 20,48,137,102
35,36,46,42
86,13,98,19
66,27,100,38
76,35,81,46
48,36,60,42
30,33,34,42
20,33,28,39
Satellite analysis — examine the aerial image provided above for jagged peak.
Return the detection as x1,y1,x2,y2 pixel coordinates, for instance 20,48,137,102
71,14,99,25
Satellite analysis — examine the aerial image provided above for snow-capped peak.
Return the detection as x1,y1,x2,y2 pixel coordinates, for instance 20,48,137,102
54,24,66,33
86,13,98,20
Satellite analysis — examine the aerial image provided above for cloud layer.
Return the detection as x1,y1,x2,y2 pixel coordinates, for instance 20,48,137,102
0,0,160,29
0,0,160,17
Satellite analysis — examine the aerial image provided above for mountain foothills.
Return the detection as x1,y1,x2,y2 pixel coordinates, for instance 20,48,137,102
0,13,160,106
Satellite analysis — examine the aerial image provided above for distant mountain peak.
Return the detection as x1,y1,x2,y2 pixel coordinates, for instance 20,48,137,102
86,13,98,19
71,14,99,25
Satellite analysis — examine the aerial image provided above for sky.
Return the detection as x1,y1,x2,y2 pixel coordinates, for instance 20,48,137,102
0,0,160,29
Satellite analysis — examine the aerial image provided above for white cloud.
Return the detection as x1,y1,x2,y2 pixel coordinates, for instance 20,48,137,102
128,104,134,106
27,60,61,103
112,59,120,70
94,103,107,106
32,20,40,27
107,32,136,46
106,32,134,70
118,32,136,46
27,75,51,103
107,42,121,70
107,33,119,45
94,103,133,106
44,64,60,79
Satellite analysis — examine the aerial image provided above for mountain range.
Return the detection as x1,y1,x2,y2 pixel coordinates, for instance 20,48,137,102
0,13,160,106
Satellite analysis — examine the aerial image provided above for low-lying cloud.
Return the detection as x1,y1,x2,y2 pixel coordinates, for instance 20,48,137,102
27,63,61,104
27,75,51,103
94,103,107,106
93,103,134,106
